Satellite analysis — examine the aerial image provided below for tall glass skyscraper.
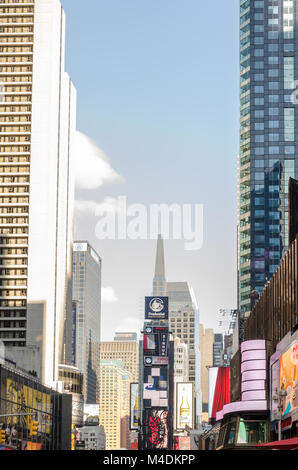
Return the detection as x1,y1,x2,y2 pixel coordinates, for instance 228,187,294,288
239,0,298,316
72,241,101,403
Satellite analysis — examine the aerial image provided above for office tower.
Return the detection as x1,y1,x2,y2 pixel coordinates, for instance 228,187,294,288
213,334,223,367
58,364,84,428
152,234,166,296
173,336,189,383
0,0,76,387
152,235,201,426
217,308,238,364
218,309,237,336
99,359,133,450
72,241,101,403
167,282,199,384
199,324,214,420
114,332,137,342
100,333,139,382
77,423,106,451
239,0,298,317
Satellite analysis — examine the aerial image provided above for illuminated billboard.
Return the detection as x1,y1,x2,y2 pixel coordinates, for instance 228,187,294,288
175,383,193,431
143,326,169,361
143,367,168,409
130,383,140,430
280,341,298,417
145,297,168,320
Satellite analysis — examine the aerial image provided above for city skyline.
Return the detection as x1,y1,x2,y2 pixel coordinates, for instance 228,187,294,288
0,0,298,453
61,0,239,341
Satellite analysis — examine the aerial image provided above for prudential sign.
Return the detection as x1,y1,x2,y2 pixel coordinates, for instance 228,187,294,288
145,297,169,320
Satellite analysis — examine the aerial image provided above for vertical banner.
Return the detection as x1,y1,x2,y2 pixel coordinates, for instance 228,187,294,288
72,301,77,365
175,383,194,431
130,383,140,430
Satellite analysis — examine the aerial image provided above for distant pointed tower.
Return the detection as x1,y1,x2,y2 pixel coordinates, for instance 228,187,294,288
152,234,167,296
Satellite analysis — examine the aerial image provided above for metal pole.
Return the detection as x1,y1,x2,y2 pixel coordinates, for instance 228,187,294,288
278,414,281,441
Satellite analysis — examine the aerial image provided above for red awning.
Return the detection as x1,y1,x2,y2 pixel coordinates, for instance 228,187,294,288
211,367,230,420
256,438,298,450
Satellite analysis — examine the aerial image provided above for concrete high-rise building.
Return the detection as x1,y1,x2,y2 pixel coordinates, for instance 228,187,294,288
77,423,106,451
199,324,214,419
152,235,201,426
114,332,137,342
213,334,223,367
99,359,133,450
0,0,76,387
152,234,166,296
100,333,139,382
72,241,101,403
58,363,84,428
238,0,298,316
173,336,189,383
167,282,199,384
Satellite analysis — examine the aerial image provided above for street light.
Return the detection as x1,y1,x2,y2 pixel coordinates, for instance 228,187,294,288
272,385,287,441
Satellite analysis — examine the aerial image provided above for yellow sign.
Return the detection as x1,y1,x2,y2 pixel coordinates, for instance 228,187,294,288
5,378,51,434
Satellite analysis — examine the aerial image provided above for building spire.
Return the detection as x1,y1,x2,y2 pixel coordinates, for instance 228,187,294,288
153,234,166,296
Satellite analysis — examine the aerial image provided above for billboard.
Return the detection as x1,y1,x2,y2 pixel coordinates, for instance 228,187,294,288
143,409,168,449
177,436,191,450
130,383,140,430
280,341,298,417
83,404,99,422
175,383,194,431
143,326,169,363
145,297,168,320
143,367,168,408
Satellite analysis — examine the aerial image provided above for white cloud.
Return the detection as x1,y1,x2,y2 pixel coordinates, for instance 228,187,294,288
102,286,119,303
75,196,124,217
75,131,123,190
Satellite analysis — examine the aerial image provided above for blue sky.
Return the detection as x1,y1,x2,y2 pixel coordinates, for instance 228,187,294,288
61,0,239,339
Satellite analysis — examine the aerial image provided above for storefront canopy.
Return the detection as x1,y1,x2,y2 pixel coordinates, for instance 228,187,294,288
256,438,298,450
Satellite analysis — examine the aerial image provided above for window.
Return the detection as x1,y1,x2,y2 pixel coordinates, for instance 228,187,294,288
236,420,268,445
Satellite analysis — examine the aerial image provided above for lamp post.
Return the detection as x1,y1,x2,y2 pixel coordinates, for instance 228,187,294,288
272,386,287,441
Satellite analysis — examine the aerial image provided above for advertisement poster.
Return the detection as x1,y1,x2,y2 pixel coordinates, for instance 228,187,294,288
143,409,168,449
280,341,298,417
130,383,140,430
175,383,193,431
145,297,169,320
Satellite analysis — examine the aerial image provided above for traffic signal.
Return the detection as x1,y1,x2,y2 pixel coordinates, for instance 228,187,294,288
29,420,39,437
0,429,5,444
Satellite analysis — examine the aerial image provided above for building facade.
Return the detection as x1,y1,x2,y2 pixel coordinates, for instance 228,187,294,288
100,333,139,382
238,0,298,317
0,362,72,450
199,324,214,420
98,359,133,450
213,334,223,367
72,241,101,404
0,0,77,387
58,364,84,428
173,337,189,383
77,422,106,451
152,235,201,427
